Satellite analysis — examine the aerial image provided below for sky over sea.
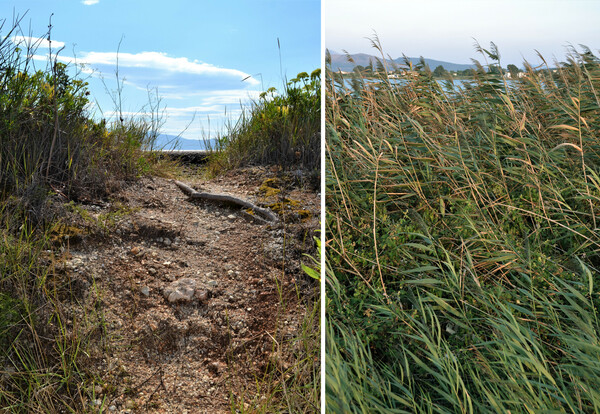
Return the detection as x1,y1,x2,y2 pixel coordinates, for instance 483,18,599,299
325,0,600,68
1,0,320,145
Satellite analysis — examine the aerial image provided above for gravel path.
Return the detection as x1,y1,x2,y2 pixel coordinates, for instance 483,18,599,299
59,167,320,413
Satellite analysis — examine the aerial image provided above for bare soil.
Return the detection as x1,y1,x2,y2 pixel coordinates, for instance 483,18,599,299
55,166,320,413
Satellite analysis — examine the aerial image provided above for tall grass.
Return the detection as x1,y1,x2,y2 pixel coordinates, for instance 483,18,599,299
326,40,600,413
206,69,321,176
1,17,161,208
0,16,164,411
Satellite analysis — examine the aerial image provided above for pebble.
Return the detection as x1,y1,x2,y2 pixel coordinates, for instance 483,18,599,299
163,278,197,303
227,214,236,220
195,289,209,301
108,405,117,412
207,280,218,287
140,286,150,296
163,238,172,246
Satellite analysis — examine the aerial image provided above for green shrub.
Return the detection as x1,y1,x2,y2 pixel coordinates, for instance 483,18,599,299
207,68,321,174
1,20,161,210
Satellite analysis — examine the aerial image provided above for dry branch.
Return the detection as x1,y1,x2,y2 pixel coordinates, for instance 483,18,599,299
173,180,278,223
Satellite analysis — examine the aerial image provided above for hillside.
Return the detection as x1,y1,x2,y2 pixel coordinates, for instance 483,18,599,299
328,51,475,72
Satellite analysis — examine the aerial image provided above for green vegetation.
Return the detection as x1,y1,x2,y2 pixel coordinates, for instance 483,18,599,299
0,17,168,411
326,40,600,412
206,69,321,179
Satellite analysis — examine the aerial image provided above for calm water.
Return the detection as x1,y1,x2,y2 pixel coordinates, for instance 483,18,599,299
152,134,216,151
339,77,474,92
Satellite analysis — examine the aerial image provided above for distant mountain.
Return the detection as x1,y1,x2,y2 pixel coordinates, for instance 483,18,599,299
149,134,216,151
329,51,476,73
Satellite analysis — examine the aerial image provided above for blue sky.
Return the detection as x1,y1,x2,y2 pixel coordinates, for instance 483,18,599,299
326,0,600,68
1,0,320,144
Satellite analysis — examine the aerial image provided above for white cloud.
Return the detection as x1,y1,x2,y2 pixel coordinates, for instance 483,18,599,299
82,0,100,5
30,49,262,141
75,51,259,85
11,35,65,49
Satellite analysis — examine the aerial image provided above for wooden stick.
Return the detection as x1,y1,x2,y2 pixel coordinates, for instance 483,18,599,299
173,180,278,223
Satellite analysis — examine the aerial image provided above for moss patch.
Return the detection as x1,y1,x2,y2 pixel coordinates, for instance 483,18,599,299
259,178,282,199
49,223,87,244
266,198,298,214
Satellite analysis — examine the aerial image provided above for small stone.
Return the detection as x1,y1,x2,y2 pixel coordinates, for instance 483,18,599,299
164,278,197,303
94,385,103,395
207,361,223,375
195,289,209,301
108,405,117,412
130,246,140,255
148,267,157,275
227,270,234,276
140,286,150,296
207,280,218,287
227,214,236,220
163,238,172,246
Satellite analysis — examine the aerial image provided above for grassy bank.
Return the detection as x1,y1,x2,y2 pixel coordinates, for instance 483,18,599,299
0,17,170,411
205,69,322,413
326,42,600,412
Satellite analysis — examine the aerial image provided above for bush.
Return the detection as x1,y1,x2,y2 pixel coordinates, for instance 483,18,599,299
207,69,321,175
0,19,159,213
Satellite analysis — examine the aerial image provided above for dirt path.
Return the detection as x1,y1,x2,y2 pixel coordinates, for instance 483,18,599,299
59,167,320,413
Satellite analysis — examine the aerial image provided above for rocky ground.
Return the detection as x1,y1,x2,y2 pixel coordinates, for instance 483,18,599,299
52,166,320,413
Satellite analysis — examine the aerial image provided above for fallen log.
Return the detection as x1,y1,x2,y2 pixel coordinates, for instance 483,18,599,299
173,180,278,223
